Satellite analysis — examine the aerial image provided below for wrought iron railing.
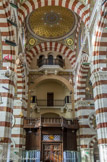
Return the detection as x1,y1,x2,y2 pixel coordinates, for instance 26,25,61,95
37,58,65,68
36,99,65,106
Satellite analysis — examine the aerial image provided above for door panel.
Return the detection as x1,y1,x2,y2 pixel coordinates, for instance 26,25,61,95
47,93,54,106
43,143,62,162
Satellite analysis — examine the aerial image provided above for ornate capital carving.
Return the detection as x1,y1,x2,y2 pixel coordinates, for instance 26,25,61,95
76,100,94,107
90,71,107,85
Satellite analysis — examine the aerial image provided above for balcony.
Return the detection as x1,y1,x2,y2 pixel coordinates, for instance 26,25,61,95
30,96,72,112
37,58,64,68
36,99,65,107
37,57,65,73
24,117,79,129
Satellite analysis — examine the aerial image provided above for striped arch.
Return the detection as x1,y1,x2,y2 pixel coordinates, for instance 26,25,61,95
88,135,97,148
74,19,82,56
76,53,89,100
90,2,107,149
26,42,76,68
18,0,90,26
92,3,107,73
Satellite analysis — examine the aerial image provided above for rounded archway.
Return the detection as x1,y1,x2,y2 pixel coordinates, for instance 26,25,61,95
31,74,73,92
26,42,75,68
18,0,90,26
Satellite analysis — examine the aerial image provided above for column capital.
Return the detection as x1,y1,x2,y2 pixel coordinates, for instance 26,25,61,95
90,71,107,85
76,100,94,107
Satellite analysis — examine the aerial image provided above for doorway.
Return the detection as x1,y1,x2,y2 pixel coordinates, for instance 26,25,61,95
47,93,54,106
42,143,62,162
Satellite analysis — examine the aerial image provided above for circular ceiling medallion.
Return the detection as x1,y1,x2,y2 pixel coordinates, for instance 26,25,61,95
27,6,77,41
44,11,60,25
66,38,73,46
29,38,36,46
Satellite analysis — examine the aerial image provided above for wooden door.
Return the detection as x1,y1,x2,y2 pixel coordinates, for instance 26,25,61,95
43,143,62,162
47,93,54,106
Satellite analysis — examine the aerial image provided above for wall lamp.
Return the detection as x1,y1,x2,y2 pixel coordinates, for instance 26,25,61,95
0,93,3,104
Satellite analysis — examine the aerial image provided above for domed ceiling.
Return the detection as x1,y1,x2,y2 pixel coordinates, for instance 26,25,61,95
27,6,77,41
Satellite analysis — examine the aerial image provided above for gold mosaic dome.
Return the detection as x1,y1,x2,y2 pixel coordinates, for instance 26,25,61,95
27,6,77,41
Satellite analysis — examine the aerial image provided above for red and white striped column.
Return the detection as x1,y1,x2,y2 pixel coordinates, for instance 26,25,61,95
0,0,16,161
90,72,107,162
12,64,28,156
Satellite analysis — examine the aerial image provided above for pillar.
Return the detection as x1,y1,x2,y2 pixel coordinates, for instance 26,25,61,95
76,100,96,162
90,71,107,162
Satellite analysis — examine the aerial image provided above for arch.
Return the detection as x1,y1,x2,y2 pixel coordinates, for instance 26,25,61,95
30,74,73,92
26,42,75,68
18,0,90,26
41,112,60,117
92,3,107,73
88,135,97,148
76,53,89,100
39,55,45,59
57,55,63,59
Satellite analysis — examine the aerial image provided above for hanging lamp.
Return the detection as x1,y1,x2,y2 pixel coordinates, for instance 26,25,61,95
5,39,17,46
7,19,17,27
10,2,18,9
0,93,3,104
82,62,90,66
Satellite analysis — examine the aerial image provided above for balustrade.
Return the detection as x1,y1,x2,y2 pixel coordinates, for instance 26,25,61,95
24,117,79,129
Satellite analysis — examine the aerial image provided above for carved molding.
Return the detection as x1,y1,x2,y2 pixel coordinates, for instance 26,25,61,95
76,100,94,107
90,71,107,85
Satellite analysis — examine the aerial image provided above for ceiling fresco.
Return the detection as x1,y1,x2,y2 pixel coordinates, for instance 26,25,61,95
27,6,77,41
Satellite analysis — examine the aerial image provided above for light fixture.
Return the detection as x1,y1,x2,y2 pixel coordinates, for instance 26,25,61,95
5,39,17,46
82,62,90,66
7,18,17,27
10,2,18,9
0,93,3,104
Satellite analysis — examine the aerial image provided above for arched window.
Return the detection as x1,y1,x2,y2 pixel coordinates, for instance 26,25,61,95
56,55,64,67
57,55,63,60
48,55,53,65
38,55,45,67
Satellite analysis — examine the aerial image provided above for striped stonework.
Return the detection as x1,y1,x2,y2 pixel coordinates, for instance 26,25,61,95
91,2,107,73
76,100,96,150
74,18,82,57
0,0,16,160
90,2,107,162
26,42,75,68
18,0,90,26
76,52,89,100
88,135,97,149
90,71,107,162
12,64,27,152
